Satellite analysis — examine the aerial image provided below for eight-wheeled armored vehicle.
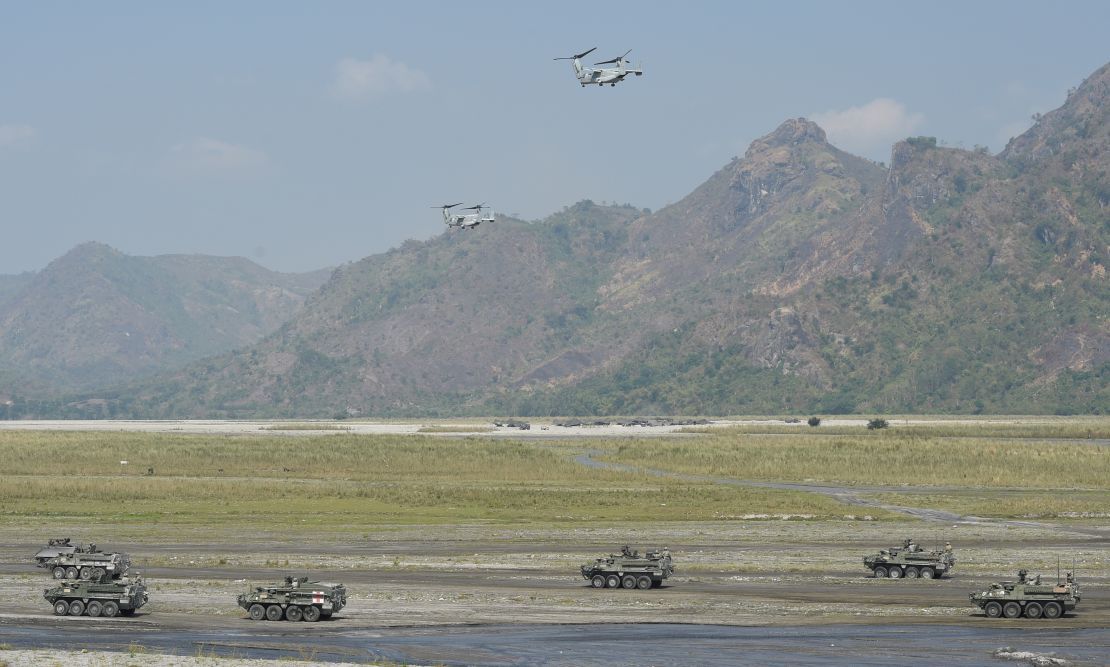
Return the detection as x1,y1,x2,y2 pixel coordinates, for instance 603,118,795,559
864,539,955,579
581,546,674,589
43,573,148,617
970,570,1080,619
40,547,131,581
237,576,347,622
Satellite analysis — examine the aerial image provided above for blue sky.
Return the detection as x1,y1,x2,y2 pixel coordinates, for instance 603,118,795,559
2,1,1109,274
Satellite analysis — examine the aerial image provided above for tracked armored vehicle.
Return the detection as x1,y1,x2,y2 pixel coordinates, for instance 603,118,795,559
863,539,955,579
237,576,347,622
43,573,147,617
40,546,131,581
970,570,1080,619
581,546,674,589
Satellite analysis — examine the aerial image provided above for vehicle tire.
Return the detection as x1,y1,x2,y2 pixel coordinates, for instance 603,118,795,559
285,605,303,622
621,575,636,589
53,566,66,579
79,567,92,580
302,605,321,622
92,568,105,580
65,567,79,579
1003,602,1022,619
887,567,902,579
873,566,887,579
265,605,283,621
984,602,1002,618
637,576,651,590
1043,602,1062,619
1024,602,1042,619
102,601,119,618
920,567,935,579
606,575,620,588
248,604,265,621
591,575,605,588
53,600,69,615
905,567,919,579
67,600,85,616
86,601,103,617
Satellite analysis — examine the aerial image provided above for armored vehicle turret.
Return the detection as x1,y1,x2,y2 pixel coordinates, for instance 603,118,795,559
33,538,80,566
580,546,674,589
863,538,955,579
43,572,148,617
237,575,347,622
970,570,1080,619
39,545,131,581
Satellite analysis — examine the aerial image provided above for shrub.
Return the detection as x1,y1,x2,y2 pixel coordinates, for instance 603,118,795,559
867,418,889,430
807,416,821,427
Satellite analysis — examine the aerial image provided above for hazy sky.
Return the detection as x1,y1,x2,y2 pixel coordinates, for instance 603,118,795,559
2,1,1109,274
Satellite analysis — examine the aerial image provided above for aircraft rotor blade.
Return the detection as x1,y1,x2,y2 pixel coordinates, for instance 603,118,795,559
462,203,486,210
431,202,464,209
554,47,596,61
595,49,632,66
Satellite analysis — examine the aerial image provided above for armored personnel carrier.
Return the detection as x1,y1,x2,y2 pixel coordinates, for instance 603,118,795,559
581,546,674,589
237,575,347,622
970,570,1080,619
39,544,131,581
43,572,148,617
863,539,955,579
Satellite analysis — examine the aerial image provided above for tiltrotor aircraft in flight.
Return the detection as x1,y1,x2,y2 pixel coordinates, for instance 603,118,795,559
434,202,495,230
554,47,643,87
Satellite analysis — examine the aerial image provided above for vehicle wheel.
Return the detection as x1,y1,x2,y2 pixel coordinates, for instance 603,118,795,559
302,605,321,622
606,575,620,588
248,604,265,621
905,566,919,579
985,602,1002,618
53,566,66,579
636,575,651,590
1024,602,1042,619
92,568,105,580
285,605,303,622
621,575,636,589
102,601,119,618
67,600,85,616
53,600,69,615
887,567,902,579
1003,602,1022,619
920,567,935,579
79,567,91,580
86,601,103,617
265,605,283,621
873,566,887,579
65,567,79,579
591,575,605,588
1043,602,1062,619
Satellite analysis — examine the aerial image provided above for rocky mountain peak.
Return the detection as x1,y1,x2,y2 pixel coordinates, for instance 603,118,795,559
1002,61,1110,161
745,118,828,158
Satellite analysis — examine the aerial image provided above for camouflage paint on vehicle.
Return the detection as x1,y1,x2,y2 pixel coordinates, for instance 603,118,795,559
237,575,348,622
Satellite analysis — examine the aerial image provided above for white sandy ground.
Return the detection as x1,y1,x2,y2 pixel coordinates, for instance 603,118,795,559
0,416,1090,439
0,650,373,667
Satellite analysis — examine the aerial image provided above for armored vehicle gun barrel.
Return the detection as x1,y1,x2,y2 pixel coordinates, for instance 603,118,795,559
237,575,347,622
863,539,955,579
580,546,674,590
43,572,148,617
970,571,1080,619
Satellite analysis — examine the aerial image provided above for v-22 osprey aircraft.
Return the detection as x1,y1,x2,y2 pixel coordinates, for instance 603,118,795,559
554,47,643,87
434,203,495,230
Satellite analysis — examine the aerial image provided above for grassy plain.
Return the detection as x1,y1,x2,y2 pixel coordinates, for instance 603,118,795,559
598,430,1110,488
0,431,874,530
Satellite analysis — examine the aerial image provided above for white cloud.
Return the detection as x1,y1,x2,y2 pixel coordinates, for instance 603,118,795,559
0,124,36,148
812,98,925,159
169,137,268,171
331,55,431,99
